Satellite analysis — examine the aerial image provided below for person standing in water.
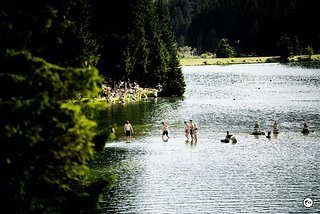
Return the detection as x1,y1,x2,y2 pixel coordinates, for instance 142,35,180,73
124,121,134,142
189,119,198,141
162,121,169,141
184,121,190,141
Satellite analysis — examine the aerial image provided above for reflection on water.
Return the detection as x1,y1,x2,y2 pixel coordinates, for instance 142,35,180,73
96,63,320,213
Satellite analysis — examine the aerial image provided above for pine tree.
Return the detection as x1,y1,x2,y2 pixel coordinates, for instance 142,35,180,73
155,0,186,96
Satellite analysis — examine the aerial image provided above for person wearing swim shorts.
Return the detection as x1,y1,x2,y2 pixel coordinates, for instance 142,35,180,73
124,121,134,142
162,121,169,141
189,119,198,141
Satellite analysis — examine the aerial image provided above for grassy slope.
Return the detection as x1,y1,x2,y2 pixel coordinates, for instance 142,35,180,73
180,54,320,66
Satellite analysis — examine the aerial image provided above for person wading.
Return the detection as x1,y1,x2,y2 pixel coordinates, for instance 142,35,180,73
184,121,190,141
162,121,169,142
124,121,134,142
189,119,198,142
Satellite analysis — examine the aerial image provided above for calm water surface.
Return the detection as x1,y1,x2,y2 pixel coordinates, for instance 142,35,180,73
97,63,320,213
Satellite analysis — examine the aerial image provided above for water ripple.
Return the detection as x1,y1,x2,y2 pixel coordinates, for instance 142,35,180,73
100,64,320,213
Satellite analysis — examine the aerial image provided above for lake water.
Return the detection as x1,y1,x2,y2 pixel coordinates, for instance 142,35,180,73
97,63,320,213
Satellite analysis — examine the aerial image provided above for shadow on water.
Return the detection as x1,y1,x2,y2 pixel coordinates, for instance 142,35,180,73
285,61,320,69
89,97,186,141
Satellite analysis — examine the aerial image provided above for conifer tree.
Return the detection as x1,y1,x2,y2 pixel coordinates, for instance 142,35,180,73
122,0,185,95
125,0,158,86
155,0,186,96
216,38,235,58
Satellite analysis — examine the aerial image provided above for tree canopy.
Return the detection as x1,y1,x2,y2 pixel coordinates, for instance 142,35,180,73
90,0,185,95
169,0,320,56
0,0,186,96
0,0,185,212
0,50,104,213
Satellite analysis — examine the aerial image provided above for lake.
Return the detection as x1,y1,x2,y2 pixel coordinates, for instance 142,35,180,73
96,63,320,213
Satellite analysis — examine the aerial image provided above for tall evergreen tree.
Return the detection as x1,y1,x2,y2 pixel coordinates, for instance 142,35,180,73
89,0,133,81
124,0,169,87
94,0,185,96
155,0,186,96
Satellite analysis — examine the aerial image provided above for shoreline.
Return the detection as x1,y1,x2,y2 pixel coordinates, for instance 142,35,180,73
67,87,159,105
68,54,320,105
180,54,320,66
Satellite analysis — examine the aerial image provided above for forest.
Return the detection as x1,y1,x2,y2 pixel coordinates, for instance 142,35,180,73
0,0,183,213
169,0,320,57
0,0,185,97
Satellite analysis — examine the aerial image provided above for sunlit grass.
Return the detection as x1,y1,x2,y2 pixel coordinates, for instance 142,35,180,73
180,54,320,66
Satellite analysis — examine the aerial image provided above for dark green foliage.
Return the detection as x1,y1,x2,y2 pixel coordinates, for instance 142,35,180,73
277,34,294,61
155,0,186,96
169,0,192,47
92,128,115,151
89,0,132,81
0,0,100,67
216,38,235,58
91,0,185,96
1,0,186,98
304,46,314,59
0,1,186,211
277,34,303,61
169,0,320,56
0,51,105,213
126,0,160,86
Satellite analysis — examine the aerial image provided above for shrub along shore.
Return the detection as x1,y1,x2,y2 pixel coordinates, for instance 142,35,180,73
180,54,320,66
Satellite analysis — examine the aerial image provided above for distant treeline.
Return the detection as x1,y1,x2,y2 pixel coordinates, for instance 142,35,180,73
0,0,185,96
169,0,320,56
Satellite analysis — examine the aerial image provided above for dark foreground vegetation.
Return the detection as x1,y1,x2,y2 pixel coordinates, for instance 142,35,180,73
0,0,184,213
0,51,114,213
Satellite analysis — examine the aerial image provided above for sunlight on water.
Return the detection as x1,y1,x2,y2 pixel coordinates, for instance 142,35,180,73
98,63,320,213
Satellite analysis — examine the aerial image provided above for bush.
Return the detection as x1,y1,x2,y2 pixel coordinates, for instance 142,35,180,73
200,53,208,58
93,128,116,151
216,38,236,58
0,50,106,213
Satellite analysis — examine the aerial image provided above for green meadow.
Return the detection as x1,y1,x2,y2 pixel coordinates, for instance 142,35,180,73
180,54,320,66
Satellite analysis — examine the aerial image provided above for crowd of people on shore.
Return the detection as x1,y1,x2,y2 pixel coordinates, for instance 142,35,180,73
99,78,161,103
